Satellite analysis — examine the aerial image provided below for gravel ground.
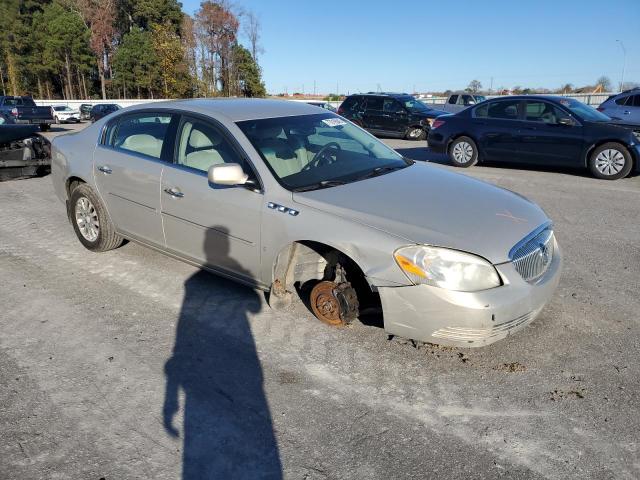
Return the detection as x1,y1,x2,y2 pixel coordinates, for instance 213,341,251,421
1,123,639,479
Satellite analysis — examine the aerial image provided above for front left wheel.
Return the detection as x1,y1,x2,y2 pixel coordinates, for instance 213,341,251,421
588,143,633,180
69,184,123,252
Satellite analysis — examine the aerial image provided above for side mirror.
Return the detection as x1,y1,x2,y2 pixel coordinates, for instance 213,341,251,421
208,163,248,186
558,117,575,126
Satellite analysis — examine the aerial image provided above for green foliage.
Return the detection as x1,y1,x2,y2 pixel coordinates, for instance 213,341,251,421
233,44,265,98
0,0,266,99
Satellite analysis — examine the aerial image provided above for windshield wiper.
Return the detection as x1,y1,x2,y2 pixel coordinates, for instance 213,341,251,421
292,180,346,192
356,164,407,181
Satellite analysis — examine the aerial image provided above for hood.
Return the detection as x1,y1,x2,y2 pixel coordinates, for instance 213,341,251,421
293,163,550,264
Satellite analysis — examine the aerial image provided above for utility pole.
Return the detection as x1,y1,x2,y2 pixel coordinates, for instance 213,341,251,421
616,40,626,92
313,80,316,96
489,77,494,95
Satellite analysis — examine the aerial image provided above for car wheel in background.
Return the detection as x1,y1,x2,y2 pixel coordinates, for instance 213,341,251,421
588,142,633,180
406,127,426,141
39,124,50,132
448,136,478,167
55,116,60,124
69,184,123,252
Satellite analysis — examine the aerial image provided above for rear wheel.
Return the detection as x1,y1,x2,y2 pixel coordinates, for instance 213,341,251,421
69,184,123,252
588,142,632,180
448,136,478,167
405,127,426,141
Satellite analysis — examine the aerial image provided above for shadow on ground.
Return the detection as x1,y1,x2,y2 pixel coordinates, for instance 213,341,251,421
163,227,282,479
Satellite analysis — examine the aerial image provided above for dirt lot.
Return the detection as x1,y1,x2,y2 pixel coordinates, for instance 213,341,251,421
1,122,639,479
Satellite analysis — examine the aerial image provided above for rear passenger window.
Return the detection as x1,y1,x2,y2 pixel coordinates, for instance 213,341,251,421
486,100,520,120
113,113,173,159
632,95,640,107
365,97,383,111
615,96,630,106
448,95,458,104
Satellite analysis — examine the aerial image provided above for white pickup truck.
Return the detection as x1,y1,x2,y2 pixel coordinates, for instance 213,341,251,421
440,92,487,113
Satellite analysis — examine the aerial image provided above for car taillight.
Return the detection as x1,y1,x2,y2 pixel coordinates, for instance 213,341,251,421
337,107,344,115
596,107,604,112
10,108,18,116
432,119,445,129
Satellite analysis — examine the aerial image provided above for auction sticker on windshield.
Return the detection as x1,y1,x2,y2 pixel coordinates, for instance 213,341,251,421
322,118,347,127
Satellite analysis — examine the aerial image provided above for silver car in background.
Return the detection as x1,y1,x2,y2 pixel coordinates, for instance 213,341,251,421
51,99,561,347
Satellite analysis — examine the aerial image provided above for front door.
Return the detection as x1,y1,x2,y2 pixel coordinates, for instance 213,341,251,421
381,98,407,135
93,111,175,245
517,100,584,166
160,115,263,282
361,96,385,131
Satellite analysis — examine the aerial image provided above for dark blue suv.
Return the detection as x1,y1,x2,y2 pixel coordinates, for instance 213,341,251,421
428,96,640,180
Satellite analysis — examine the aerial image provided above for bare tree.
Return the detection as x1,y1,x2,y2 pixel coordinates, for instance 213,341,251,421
195,1,239,96
243,11,263,61
67,0,117,99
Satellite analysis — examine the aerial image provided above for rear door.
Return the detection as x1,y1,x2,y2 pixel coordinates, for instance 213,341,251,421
621,94,640,125
93,111,175,246
517,100,584,166
160,115,263,281
473,99,522,161
362,96,385,131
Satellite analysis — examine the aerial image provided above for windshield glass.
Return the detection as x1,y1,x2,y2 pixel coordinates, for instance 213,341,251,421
560,98,611,122
474,95,487,102
399,97,428,113
237,113,410,191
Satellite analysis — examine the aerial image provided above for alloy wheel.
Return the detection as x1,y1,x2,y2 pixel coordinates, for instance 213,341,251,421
75,196,99,242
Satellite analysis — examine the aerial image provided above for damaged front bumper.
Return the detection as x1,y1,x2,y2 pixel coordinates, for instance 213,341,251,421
376,244,562,348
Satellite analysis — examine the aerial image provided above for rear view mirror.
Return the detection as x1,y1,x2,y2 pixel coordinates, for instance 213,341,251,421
208,163,248,186
558,117,575,126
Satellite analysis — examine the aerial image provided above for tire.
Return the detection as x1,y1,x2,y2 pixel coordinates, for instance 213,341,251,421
405,126,427,141
69,184,123,252
39,124,50,132
448,136,478,167
588,142,633,180
55,116,60,124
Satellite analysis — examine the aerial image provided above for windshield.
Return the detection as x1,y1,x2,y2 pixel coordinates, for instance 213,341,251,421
559,98,611,122
237,113,411,191
399,97,428,113
474,95,487,102
54,106,69,111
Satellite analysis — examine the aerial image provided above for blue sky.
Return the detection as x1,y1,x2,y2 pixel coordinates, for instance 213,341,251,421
181,0,640,94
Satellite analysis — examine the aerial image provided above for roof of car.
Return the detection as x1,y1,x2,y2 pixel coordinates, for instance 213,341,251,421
120,98,324,122
351,92,412,98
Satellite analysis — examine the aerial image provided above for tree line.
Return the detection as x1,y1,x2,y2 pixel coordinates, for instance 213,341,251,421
0,0,266,100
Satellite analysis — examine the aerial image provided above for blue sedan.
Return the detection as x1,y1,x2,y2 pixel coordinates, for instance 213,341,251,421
428,95,640,180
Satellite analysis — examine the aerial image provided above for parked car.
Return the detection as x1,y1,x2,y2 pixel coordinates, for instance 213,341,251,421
440,92,487,113
0,112,50,180
597,88,640,127
428,96,640,180
51,99,561,347
89,103,121,122
0,95,54,131
79,103,93,121
338,93,447,140
304,101,337,112
52,105,80,124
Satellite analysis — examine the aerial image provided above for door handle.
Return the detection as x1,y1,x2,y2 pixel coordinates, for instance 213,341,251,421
623,110,631,115
164,187,184,198
97,165,112,174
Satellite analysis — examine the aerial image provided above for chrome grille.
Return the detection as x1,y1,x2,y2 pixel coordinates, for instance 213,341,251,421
510,227,554,283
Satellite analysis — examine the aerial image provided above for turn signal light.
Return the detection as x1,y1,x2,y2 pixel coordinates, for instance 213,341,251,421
432,119,445,129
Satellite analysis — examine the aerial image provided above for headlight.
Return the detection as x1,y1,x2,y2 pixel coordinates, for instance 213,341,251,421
394,245,501,292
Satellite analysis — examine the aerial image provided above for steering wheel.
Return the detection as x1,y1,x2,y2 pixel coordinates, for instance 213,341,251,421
302,142,342,171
